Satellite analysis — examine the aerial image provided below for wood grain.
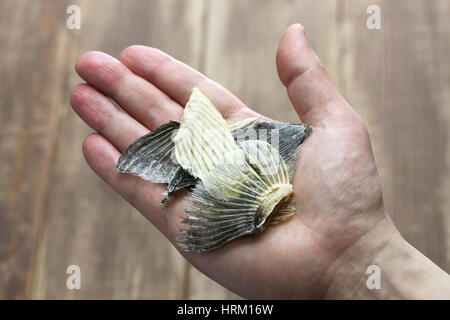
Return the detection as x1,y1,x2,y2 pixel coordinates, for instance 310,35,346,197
0,0,448,299
337,0,450,270
0,0,67,299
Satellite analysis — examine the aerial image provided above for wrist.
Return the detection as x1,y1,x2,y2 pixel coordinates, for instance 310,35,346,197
322,210,450,299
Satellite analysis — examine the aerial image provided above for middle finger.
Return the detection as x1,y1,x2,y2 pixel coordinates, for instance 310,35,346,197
75,51,183,130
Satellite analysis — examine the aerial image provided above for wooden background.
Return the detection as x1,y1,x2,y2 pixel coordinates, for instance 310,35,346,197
0,0,449,299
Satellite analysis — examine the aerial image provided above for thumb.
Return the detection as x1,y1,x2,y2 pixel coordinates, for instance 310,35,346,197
276,24,354,127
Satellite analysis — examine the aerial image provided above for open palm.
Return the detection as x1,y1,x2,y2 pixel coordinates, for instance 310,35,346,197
71,24,396,299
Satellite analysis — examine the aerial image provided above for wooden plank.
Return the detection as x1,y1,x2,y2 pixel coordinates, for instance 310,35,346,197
0,0,67,299
338,0,450,271
202,0,340,124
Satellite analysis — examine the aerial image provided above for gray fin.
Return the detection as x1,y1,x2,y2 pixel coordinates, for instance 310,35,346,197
262,121,313,164
116,121,181,183
160,168,196,205
173,173,198,191
233,120,313,179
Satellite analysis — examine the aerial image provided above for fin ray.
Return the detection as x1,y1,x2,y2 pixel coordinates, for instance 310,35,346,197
116,121,180,183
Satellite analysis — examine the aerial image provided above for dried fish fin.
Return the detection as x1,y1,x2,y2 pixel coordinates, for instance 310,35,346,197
167,117,259,200
229,117,259,131
116,120,180,183
116,88,307,251
238,140,290,186
161,168,196,205
117,111,312,204
233,120,313,179
177,181,257,252
269,196,296,225
173,88,245,183
272,122,312,177
178,140,294,251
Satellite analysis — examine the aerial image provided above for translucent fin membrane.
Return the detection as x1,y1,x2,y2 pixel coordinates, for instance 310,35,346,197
116,121,180,183
161,168,197,205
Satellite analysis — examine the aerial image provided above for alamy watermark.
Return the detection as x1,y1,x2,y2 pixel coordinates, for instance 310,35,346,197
66,5,81,30
66,264,81,290
366,265,381,289
366,5,381,30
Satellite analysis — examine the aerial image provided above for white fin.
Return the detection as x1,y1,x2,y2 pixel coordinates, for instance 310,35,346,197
269,196,296,225
229,117,259,131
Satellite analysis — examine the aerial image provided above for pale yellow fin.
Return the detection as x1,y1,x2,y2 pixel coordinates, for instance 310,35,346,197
173,88,245,183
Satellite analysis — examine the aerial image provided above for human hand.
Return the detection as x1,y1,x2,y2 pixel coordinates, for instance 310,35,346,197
71,24,450,299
